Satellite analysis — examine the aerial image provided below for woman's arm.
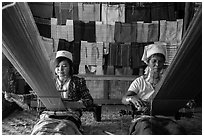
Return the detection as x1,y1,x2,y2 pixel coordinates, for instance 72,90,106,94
122,90,137,104
122,90,147,110
4,91,37,110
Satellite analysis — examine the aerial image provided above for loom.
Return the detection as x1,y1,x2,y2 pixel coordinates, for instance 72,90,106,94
2,3,202,115
152,5,202,115
2,2,66,111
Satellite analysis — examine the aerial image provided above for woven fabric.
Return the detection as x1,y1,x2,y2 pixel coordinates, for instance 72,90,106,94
159,19,183,45
78,3,100,22
54,2,78,25
129,115,186,135
125,4,151,23
31,116,82,135
102,4,125,24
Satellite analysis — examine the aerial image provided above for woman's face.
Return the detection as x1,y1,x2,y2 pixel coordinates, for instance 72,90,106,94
55,60,70,80
148,54,165,73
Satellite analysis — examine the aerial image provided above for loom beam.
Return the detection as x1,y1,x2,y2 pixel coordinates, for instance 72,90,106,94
2,2,66,111
152,6,202,115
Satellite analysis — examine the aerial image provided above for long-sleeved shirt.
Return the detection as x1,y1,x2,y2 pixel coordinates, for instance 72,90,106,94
21,76,93,119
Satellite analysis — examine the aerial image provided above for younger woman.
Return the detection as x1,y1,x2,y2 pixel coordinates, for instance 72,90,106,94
5,50,94,135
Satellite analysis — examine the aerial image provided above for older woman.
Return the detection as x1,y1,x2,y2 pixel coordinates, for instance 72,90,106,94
122,43,186,135
4,50,94,135
122,43,167,111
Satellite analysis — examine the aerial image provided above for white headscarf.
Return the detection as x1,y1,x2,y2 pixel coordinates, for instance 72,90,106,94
55,50,73,61
141,42,168,64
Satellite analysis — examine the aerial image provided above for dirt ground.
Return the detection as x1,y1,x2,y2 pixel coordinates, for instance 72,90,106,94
2,105,202,135
2,105,132,135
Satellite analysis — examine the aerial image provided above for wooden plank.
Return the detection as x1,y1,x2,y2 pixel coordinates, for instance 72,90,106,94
2,2,66,111
31,98,123,108
31,99,85,109
152,6,202,116
17,74,137,81
78,75,137,81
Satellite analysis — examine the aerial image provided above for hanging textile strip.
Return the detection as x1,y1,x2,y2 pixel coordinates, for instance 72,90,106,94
28,2,53,19
100,22,107,42
106,42,117,75
95,21,104,42
137,21,148,43
102,4,125,24
114,22,121,43
160,19,183,45
51,18,58,40
121,43,131,67
107,42,116,67
120,23,132,43
85,42,97,66
125,3,151,23
83,21,96,42
66,20,74,42
152,7,202,116
2,2,66,111
176,19,183,46
147,21,159,42
73,20,85,42
115,43,122,67
96,21,114,43
78,41,87,74
34,17,51,38
151,3,176,21
58,25,69,41
130,43,146,68
96,42,104,75
105,22,115,43
78,3,100,22
131,22,137,43
51,18,74,42
165,21,178,45
55,2,79,25
72,41,81,74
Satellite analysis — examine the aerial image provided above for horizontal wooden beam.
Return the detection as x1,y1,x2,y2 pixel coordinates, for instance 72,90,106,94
17,75,137,81
31,99,123,108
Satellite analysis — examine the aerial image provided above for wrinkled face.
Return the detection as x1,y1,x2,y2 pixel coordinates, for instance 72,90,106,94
147,54,165,73
55,60,70,80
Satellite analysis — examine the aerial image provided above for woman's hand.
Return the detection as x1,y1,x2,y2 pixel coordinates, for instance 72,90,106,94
4,91,30,110
4,91,14,102
126,96,147,111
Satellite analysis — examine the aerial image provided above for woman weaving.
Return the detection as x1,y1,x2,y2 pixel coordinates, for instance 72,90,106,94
122,43,166,111
122,43,186,135
4,50,94,135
